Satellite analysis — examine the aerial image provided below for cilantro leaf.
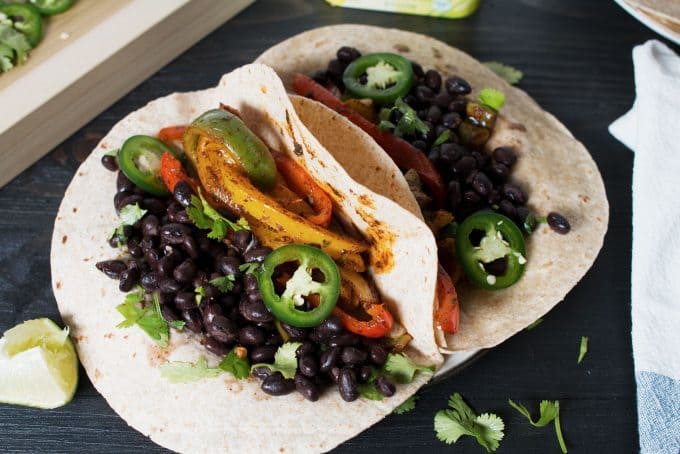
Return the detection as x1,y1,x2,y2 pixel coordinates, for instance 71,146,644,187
393,395,418,414
239,262,260,275
433,129,451,147
0,24,31,66
509,399,567,453
187,189,249,240
525,318,543,331
110,203,147,244
210,275,235,293
116,291,169,347
435,393,505,453
219,349,251,379
577,336,588,364
0,42,14,72
384,353,434,384
478,88,505,111
378,120,396,131
483,61,524,85
250,342,301,379
160,356,224,383
195,286,205,305
358,382,383,401
379,98,430,138
170,320,186,330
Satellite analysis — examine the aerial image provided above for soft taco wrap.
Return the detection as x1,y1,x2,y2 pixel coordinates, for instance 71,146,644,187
51,64,442,453
256,25,609,351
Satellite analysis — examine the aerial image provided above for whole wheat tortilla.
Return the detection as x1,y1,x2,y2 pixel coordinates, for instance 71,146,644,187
51,64,441,453
256,25,609,351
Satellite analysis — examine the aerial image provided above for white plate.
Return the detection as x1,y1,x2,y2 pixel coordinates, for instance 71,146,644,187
614,0,680,44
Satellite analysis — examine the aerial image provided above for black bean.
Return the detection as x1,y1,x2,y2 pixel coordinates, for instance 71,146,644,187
411,61,424,78
261,373,295,396
328,366,341,382
547,212,571,234
488,162,509,183
192,270,208,289
439,143,464,164
357,365,372,383
485,257,508,276
319,316,343,337
278,322,307,342
181,309,203,333
144,248,161,270
461,191,482,211
231,230,251,254
160,223,191,245
239,325,265,346
414,85,434,104
447,181,462,211
174,210,191,224
157,255,176,276
424,69,442,92
140,271,160,290
337,46,361,63
127,240,143,259
207,315,238,343
160,305,181,324
492,146,517,167
118,267,139,292
340,346,368,365
319,347,341,373
216,255,241,277
403,94,417,107
296,342,315,358
139,235,155,252
433,92,452,109
327,58,344,78
498,199,517,218
95,260,127,279
181,237,199,259
445,76,471,95
239,297,274,323
116,171,134,193
265,331,282,347
327,332,359,348
141,215,159,237
374,376,396,397
472,172,493,197
442,112,462,129
101,155,118,171
368,344,388,366
298,355,319,378
452,156,477,177
243,273,258,293
448,98,467,113
174,292,195,311
294,373,320,402
338,368,359,402
312,70,328,85
424,105,442,125
173,259,196,282
243,246,272,264
502,183,526,204
173,180,194,207
139,198,164,215
219,293,237,308
252,366,273,380
412,140,427,151
157,277,180,293
113,191,132,212
487,189,502,205
204,338,230,356
471,151,490,169
250,345,277,363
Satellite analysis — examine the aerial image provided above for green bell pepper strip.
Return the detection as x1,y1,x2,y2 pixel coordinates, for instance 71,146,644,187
257,244,340,328
29,0,75,16
455,211,526,290
118,135,174,197
342,53,414,106
183,109,277,192
0,3,43,47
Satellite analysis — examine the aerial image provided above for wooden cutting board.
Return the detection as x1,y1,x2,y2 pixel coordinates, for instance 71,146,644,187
0,0,253,188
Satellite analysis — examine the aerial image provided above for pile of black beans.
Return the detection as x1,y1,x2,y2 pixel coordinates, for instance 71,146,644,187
96,155,395,402
315,47,536,231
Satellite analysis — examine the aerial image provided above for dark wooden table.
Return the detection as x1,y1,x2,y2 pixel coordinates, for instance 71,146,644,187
2,0,674,452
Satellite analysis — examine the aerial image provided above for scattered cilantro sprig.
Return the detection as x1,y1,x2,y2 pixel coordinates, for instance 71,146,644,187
187,189,249,241
525,318,543,331
110,203,147,245
379,98,430,138
160,350,250,383
116,291,177,348
210,275,236,293
577,336,588,364
0,23,31,72
483,61,524,85
239,262,260,275
434,393,505,453
393,395,418,415
250,342,301,379
358,353,434,401
509,399,567,453
478,88,506,111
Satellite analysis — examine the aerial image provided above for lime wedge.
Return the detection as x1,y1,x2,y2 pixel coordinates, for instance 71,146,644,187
0,318,79,409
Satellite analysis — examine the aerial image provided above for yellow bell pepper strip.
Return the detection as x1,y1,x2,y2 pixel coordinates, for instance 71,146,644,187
190,137,368,272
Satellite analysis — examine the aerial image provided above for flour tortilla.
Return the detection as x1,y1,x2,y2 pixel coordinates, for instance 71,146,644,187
256,25,609,351
51,64,441,453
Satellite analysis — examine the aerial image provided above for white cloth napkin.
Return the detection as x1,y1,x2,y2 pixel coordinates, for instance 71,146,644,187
609,40,680,454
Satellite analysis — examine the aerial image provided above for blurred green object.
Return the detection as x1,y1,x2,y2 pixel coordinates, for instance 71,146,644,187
326,0,480,19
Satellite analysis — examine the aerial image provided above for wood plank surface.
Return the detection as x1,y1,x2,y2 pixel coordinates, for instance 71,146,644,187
1,0,677,452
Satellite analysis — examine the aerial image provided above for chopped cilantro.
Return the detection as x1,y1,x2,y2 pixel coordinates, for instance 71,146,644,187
508,399,567,453
379,98,430,138
116,291,169,348
239,262,260,275
160,356,223,383
0,24,31,67
384,352,434,384
577,336,588,364
393,395,418,414
194,286,206,306
434,393,505,452
525,318,543,331
433,129,451,147
210,275,235,293
358,382,383,401
109,203,147,244
478,88,505,111
186,189,249,241
219,349,251,379
483,62,524,85
250,342,301,379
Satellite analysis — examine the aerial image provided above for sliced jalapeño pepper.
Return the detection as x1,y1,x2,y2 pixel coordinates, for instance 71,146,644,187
29,0,75,16
455,211,526,290
118,135,173,196
183,109,277,192
0,3,43,47
342,53,413,105
257,244,340,328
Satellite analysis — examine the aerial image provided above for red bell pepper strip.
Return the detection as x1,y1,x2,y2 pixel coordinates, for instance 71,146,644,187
157,126,186,144
271,150,333,228
159,151,196,193
292,73,446,207
436,264,460,334
332,303,394,338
